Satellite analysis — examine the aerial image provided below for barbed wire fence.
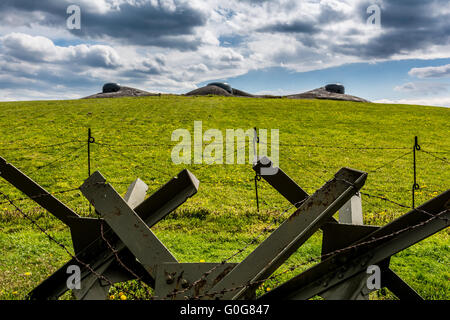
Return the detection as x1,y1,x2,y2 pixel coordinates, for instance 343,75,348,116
0,128,448,300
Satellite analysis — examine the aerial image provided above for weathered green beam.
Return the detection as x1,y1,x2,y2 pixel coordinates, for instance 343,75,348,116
253,156,309,207
0,157,79,226
80,171,178,277
252,156,338,224
259,190,449,300
28,169,199,300
207,167,368,300
381,268,423,301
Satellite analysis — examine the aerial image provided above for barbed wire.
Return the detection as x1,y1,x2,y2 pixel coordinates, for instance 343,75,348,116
164,198,308,300
27,144,86,175
189,203,448,300
96,141,224,148
95,142,175,180
97,218,154,298
259,140,410,151
0,189,121,298
0,134,448,300
1,168,447,301
1,135,447,155
339,179,449,223
0,140,83,151
0,188,80,205
368,150,412,173
0,185,151,300
421,149,449,164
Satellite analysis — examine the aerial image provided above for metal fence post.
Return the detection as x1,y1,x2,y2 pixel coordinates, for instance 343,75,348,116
253,127,260,212
88,128,95,213
339,194,363,225
412,136,420,208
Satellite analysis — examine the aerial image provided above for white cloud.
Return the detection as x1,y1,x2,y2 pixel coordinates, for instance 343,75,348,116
375,97,450,108
0,0,450,101
394,82,449,95
408,64,450,79
0,88,82,101
1,33,122,68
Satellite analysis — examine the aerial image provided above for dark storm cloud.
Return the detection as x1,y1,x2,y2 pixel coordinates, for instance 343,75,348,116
0,0,207,49
76,2,207,48
119,59,167,78
336,0,450,59
0,0,63,16
0,0,71,27
1,0,450,102
258,20,319,34
257,1,350,35
317,3,351,24
0,60,100,90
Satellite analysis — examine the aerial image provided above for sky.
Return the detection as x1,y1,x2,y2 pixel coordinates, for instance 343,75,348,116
0,0,450,107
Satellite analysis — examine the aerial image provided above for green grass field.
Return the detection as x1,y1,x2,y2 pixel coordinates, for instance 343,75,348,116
0,96,448,300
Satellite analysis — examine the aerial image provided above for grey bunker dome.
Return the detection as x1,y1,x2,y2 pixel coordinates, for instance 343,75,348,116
102,83,121,93
325,84,345,94
207,82,233,94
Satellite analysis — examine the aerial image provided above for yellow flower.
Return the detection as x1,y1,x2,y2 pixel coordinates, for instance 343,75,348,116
12,291,18,295
109,295,115,300
119,292,124,296
120,295,127,300
24,272,32,276
199,259,205,263
266,287,271,292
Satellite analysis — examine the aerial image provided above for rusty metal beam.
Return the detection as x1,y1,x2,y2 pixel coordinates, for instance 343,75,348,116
80,171,178,278
124,178,148,209
0,157,79,226
252,156,338,225
207,167,368,300
73,178,150,300
253,156,308,207
154,263,238,299
381,267,423,301
259,190,449,300
319,223,422,300
28,169,199,300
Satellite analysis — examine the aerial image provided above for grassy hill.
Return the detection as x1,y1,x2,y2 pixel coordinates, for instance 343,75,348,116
0,96,448,300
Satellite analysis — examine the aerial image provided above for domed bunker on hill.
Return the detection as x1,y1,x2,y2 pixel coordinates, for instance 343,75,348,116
325,84,345,94
102,83,121,93
82,83,159,99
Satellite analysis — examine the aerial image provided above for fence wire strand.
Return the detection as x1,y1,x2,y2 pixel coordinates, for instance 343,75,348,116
0,134,448,300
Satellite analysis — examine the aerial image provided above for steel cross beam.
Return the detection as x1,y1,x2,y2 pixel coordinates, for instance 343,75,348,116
206,167,368,300
71,178,149,300
79,171,178,278
79,171,240,300
252,156,338,224
253,157,415,300
29,169,199,300
0,155,201,300
259,190,449,300
0,157,80,226
253,156,309,207
154,263,239,299
319,223,422,300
